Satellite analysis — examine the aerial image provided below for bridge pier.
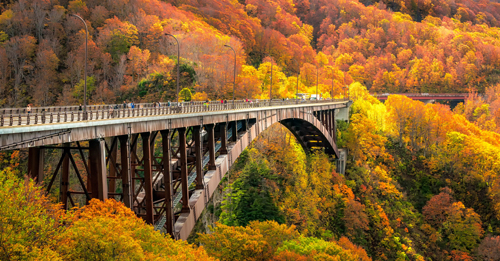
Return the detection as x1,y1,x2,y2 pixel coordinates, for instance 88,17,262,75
89,139,108,201
119,135,133,209
28,147,44,183
219,122,228,155
206,124,216,170
141,132,154,224
231,121,237,142
178,128,190,213
161,130,174,236
61,144,70,210
194,126,204,190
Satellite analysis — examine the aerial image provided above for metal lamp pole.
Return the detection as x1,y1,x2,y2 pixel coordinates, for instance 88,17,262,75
316,67,319,102
166,33,180,103
269,54,273,105
329,67,334,100
224,44,236,109
292,59,300,102
70,14,88,119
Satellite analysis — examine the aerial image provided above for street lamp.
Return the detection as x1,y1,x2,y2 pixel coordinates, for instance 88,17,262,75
316,66,319,102
329,67,334,100
70,14,88,119
166,33,180,103
224,44,236,109
292,59,300,102
265,52,273,105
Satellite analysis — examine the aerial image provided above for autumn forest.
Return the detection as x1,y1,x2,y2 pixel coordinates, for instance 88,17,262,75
1,0,500,260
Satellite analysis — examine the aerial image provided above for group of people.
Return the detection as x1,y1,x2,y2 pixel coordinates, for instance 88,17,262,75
26,97,277,115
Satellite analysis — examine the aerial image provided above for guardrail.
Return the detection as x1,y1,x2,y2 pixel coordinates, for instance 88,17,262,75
0,99,348,127
373,93,468,97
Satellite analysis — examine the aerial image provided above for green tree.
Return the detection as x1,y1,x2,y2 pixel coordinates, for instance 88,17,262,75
219,153,285,226
179,87,192,101
73,76,96,103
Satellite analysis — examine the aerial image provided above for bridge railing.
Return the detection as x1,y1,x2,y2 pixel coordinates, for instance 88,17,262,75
373,93,468,97
0,98,347,127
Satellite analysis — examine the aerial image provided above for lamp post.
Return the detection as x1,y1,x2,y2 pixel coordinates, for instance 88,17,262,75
166,33,180,103
70,14,88,119
269,54,273,105
329,67,334,100
292,59,300,102
224,44,236,109
316,67,319,102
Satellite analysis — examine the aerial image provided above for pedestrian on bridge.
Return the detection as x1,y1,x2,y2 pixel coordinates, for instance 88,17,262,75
123,101,127,109
27,104,32,114
78,104,82,111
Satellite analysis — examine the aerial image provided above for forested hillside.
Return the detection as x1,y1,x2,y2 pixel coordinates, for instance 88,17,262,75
1,0,500,260
190,85,500,260
2,0,500,107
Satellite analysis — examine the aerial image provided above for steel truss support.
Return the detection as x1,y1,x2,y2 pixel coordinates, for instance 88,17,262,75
178,127,190,213
89,139,108,201
219,122,228,154
231,121,237,142
193,126,204,189
332,110,336,143
141,132,154,224
206,124,216,170
61,143,70,209
119,135,133,209
28,147,44,182
326,110,330,135
161,130,174,236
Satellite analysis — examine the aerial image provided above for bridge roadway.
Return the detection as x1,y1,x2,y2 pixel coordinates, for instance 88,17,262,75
1,99,351,240
374,93,467,101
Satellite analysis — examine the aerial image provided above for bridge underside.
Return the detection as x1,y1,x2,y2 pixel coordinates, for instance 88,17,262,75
281,118,337,156
13,102,349,240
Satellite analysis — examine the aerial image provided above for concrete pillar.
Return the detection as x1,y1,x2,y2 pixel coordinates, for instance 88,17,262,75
161,130,174,236
28,147,44,183
219,122,228,155
119,135,133,209
194,126,204,190
179,128,190,213
89,139,108,201
206,124,216,170
142,132,154,224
